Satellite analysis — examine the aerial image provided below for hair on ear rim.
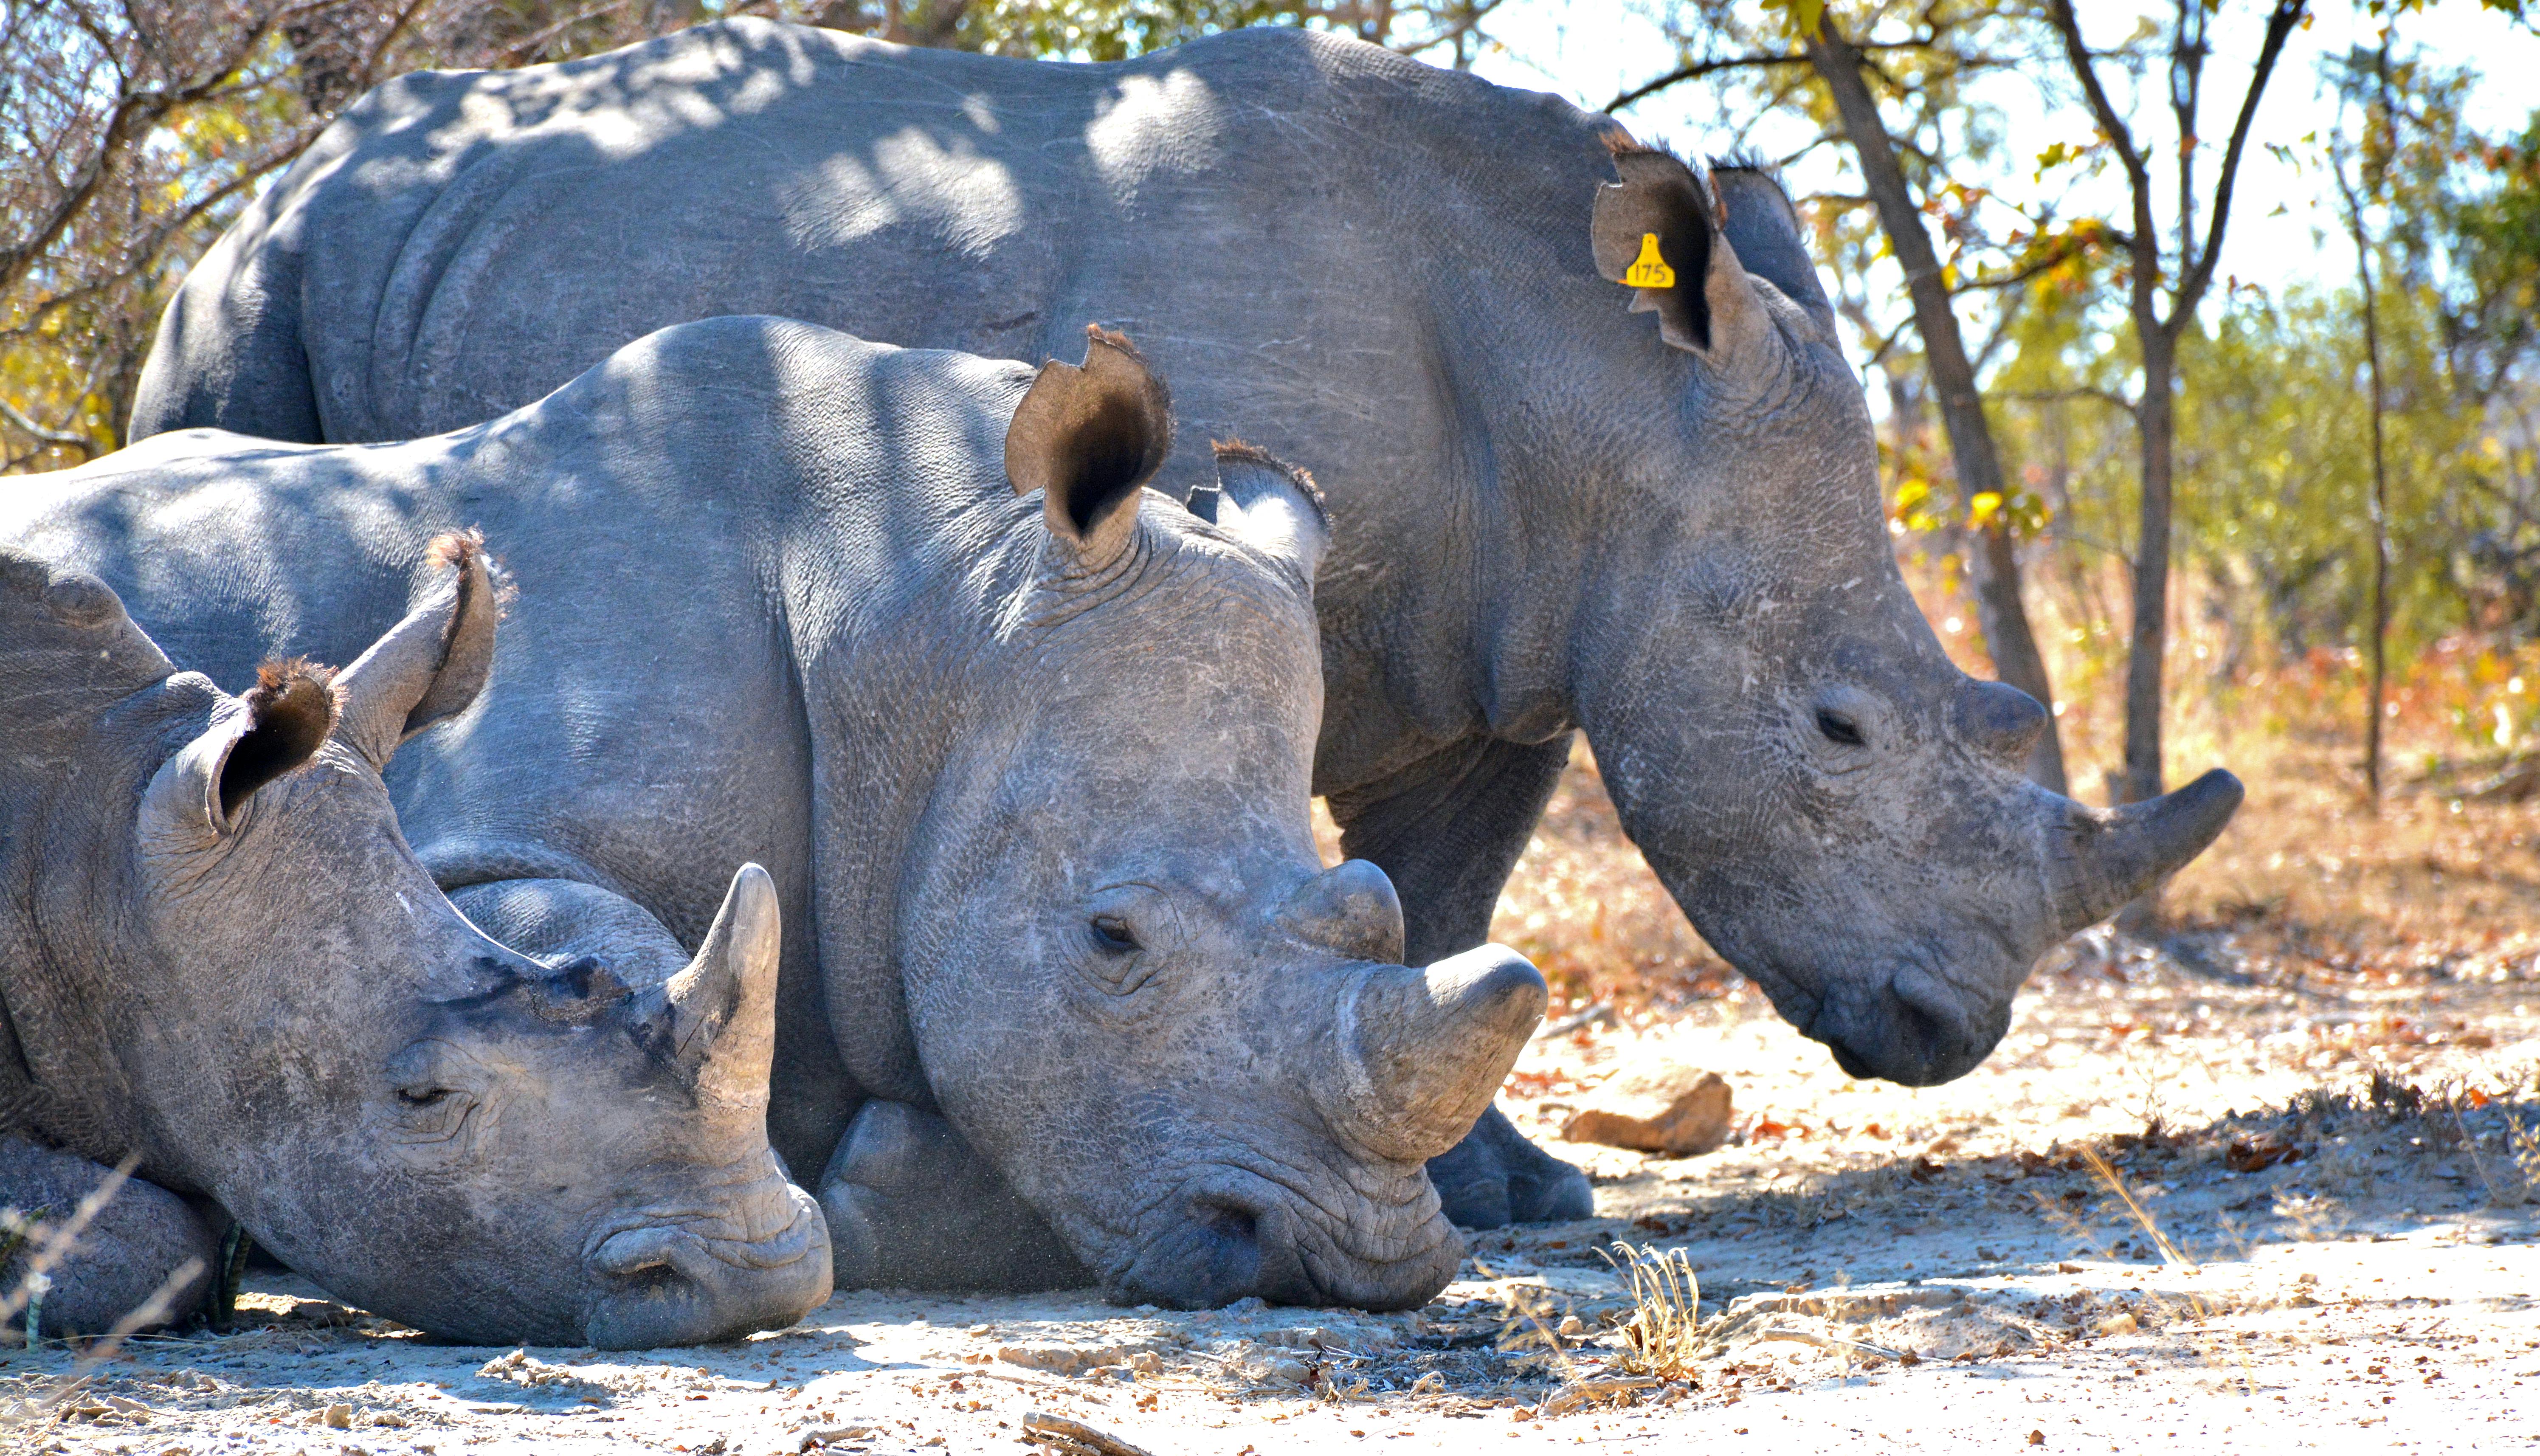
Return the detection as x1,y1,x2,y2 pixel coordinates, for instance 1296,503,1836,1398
219,657,339,820
1210,439,1328,527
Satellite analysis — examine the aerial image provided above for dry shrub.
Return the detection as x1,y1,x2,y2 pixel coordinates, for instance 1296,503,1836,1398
1597,1241,1703,1381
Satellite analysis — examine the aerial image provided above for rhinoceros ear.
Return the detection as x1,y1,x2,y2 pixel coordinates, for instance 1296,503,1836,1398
141,659,338,836
1591,139,1777,360
1710,161,1838,343
332,532,499,767
1199,440,1329,585
1006,324,1173,572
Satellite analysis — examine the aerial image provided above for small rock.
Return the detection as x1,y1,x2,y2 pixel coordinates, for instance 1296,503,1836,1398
321,1405,353,1430
1556,1316,1585,1339
2093,1312,2138,1336
998,1341,1160,1377
1561,1056,1734,1156
1265,1358,1311,1387
1126,1352,1163,1375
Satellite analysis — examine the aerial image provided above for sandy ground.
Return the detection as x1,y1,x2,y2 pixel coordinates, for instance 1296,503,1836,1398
6,930,2537,1454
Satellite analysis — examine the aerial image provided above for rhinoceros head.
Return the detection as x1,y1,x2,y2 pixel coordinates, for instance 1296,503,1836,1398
898,331,1543,1311
1,542,826,1346
1568,143,2241,1086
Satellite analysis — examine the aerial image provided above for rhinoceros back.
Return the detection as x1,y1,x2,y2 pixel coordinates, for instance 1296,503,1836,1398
127,20,1621,468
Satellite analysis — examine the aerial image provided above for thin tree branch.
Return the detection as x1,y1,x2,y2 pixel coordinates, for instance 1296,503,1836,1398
2168,0,2307,331
1608,51,1804,112
0,393,94,451
2046,0,2158,298
2005,386,2140,417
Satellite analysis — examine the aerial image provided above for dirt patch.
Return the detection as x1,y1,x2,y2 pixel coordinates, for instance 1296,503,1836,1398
6,933,2536,1453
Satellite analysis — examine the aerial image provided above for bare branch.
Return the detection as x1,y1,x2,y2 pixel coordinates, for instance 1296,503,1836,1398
1608,50,1805,112
2168,0,2308,330
2045,0,2157,291
0,393,96,451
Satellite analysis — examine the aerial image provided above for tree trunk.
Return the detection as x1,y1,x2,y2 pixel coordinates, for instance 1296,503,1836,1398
2122,327,2176,810
2357,219,2391,809
1806,18,2069,793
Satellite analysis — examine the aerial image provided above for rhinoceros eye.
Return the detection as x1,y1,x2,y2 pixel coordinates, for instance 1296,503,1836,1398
1089,914,1139,953
1815,708,1867,748
395,1087,455,1108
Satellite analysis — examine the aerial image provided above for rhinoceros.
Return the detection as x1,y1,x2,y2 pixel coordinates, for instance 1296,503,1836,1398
0,540,830,1346
18,319,1548,1311
128,21,2242,1228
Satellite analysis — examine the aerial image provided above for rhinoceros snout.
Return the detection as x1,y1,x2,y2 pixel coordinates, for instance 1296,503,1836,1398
581,1183,832,1349
1816,969,2011,1088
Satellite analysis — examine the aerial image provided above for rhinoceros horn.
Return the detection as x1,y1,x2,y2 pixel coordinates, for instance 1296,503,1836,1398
661,863,782,1112
1339,946,1548,1165
2051,768,2246,932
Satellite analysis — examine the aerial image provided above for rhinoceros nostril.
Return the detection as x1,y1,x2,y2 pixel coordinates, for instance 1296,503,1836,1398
1190,1196,1259,1248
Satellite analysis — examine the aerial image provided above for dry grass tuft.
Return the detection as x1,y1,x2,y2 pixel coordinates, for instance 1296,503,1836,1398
1597,1240,1704,1382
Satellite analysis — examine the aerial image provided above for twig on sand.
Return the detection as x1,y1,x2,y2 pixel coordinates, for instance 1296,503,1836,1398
1536,1374,1662,1417
1533,1002,1618,1041
1022,1411,1154,1456
958,1369,1073,1394
1752,1328,1909,1362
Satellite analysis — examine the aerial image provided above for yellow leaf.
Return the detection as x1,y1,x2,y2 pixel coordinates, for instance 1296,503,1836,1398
1968,492,2003,528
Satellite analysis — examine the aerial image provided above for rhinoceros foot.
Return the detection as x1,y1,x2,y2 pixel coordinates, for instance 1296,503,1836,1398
2,1137,216,1337
1425,1106,1595,1229
818,1101,1088,1293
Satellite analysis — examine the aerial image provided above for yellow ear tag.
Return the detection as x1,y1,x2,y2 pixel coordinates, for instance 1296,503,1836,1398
1622,232,1676,289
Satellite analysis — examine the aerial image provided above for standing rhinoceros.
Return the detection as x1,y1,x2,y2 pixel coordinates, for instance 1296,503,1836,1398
0,539,830,1346
17,319,1548,1311
126,21,2242,1228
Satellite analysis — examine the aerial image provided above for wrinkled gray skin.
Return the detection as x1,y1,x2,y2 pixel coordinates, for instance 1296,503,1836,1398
129,20,2243,1227
18,318,1548,1312
0,544,829,1346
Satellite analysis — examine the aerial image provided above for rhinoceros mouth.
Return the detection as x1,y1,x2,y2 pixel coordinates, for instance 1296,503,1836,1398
580,1175,833,1348
1090,1156,1461,1312
1799,946,2016,1088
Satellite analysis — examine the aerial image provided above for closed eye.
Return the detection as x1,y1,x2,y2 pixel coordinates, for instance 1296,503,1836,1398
1816,708,1866,748
396,1087,455,1108
1090,914,1138,953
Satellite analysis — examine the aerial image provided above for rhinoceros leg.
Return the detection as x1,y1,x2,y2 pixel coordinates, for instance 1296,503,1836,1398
817,1101,1087,1293
446,877,696,984
1328,732,1596,1227
2,1137,216,1338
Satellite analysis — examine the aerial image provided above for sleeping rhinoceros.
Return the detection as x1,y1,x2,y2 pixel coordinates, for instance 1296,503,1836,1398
15,319,1546,1311
124,21,2244,1229
0,540,829,1346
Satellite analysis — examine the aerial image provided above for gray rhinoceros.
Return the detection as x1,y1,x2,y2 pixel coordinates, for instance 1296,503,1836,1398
127,21,2242,1227
0,540,830,1346
18,319,1547,1311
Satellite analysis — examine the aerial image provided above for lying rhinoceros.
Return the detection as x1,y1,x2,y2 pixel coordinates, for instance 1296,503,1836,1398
14,320,1545,1311
0,540,830,1346
125,21,2244,1229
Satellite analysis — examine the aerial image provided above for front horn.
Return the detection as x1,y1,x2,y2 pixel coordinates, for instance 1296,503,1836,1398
1338,946,1548,1164
664,864,783,1112
2052,769,2246,932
